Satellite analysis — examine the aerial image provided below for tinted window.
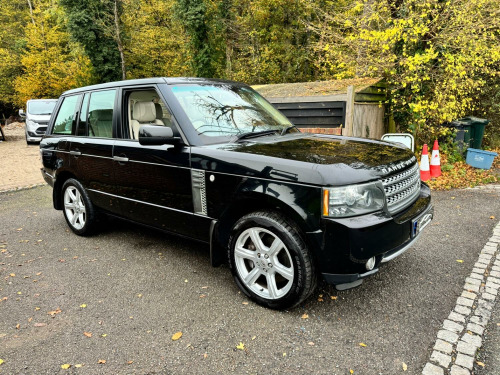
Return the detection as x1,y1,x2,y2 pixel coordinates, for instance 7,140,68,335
52,96,79,135
88,90,116,138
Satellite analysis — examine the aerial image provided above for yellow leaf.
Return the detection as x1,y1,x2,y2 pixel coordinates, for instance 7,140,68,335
101,334,107,337
350,370,354,374
236,342,245,350
402,362,408,371
80,304,87,308
251,336,256,340
490,216,495,220
359,343,367,347
283,352,286,357
48,308,62,317
301,313,309,319
456,260,464,263
172,331,183,341
75,364,83,368
0,359,4,365
61,364,71,369
10,273,15,277
331,296,338,300
98,359,106,364
476,361,485,367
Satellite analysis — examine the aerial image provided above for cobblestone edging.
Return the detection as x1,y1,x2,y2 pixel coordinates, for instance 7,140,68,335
422,221,500,375
468,184,500,191
0,182,47,195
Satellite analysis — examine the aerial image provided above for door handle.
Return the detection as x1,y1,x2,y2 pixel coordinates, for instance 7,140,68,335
113,156,129,163
69,150,81,156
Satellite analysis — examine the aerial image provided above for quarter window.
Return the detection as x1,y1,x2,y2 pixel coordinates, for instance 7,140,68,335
52,95,79,135
87,90,116,138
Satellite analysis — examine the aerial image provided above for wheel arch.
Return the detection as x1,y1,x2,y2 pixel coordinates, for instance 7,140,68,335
211,190,320,267
53,171,77,210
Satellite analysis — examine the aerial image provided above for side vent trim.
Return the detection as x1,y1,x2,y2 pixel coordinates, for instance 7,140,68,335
191,169,207,215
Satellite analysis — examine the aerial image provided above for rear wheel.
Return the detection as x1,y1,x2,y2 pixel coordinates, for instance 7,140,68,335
62,178,97,236
228,211,316,310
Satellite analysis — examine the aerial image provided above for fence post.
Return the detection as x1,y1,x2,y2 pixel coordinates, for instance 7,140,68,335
344,85,355,136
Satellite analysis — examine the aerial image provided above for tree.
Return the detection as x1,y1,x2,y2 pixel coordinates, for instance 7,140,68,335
309,0,500,144
174,0,215,77
14,0,94,105
60,0,124,82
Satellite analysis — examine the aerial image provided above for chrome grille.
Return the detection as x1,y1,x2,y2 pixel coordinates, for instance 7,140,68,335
381,162,421,214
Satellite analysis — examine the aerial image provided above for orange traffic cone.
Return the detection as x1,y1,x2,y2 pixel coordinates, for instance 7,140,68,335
430,140,441,178
420,144,431,181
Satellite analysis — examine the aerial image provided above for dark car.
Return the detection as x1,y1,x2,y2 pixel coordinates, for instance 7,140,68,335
40,78,433,309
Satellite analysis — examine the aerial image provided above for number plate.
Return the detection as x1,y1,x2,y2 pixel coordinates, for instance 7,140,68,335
412,207,433,238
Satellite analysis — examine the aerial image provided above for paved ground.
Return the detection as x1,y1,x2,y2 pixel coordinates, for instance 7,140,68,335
0,185,499,375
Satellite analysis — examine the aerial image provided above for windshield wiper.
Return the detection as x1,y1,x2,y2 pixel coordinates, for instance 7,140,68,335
281,125,298,136
235,130,279,142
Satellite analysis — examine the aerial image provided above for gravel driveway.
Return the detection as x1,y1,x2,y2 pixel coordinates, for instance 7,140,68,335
0,123,45,192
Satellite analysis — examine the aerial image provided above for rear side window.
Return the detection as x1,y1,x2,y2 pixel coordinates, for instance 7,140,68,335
52,95,79,135
87,90,116,138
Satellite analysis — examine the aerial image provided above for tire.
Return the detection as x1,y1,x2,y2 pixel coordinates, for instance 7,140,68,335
228,211,316,310
61,178,97,236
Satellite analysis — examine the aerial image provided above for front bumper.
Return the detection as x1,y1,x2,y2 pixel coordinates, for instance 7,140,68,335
307,184,433,288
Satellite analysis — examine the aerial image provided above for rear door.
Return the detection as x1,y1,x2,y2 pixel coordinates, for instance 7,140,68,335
68,89,121,214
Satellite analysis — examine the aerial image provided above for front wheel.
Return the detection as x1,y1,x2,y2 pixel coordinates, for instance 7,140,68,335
61,178,97,236
228,211,316,310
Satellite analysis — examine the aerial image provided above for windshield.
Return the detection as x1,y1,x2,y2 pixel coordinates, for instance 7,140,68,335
27,100,57,116
171,84,296,144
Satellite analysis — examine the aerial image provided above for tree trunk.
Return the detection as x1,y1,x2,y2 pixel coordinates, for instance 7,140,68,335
113,0,126,80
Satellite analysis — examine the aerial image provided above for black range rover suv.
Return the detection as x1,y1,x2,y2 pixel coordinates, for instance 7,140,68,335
40,77,433,309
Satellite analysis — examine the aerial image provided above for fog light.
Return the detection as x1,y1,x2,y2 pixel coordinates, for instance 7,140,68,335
365,256,376,271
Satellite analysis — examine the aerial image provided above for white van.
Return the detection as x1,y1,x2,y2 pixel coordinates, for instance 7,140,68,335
20,99,57,144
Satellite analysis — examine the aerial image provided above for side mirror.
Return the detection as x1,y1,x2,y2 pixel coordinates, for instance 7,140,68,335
19,109,26,119
138,125,183,146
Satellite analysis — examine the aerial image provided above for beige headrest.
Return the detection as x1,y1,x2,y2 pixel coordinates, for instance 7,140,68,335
133,101,156,122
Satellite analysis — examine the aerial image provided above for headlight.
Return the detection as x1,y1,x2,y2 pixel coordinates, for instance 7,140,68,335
26,120,38,129
322,181,386,218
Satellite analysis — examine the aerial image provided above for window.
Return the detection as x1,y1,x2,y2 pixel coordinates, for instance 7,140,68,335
126,89,176,140
52,95,79,135
77,93,90,136
87,90,116,138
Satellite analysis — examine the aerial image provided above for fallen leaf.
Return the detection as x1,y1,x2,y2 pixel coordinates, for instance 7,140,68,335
75,364,83,368
301,313,309,319
9,273,15,277
83,331,92,338
47,308,62,317
28,317,32,323
137,294,142,298
201,286,209,289
35,307,40,311
283,352,286,357
16,228,23,231
476,361,485,367
172,331,183,341
402,362,408,371
317,298,324,302
17,292,22,295
101,334,107,337
251,336,256,340
236,342,245,350
331,296,338,300
359,343,367,347
308,341,315,346
242,301,248,305
199,294,206,298
490,216,495,220
34,323,46,327
184,279,188,283
350,370,354,374
456,259,464,263
0,359,4,365
36,272,42,276
203,353,208,359
61,364,71,370
80,304,87,308
98,359,106,364
58,259,65,263
16,324,20,329
127,361,133,365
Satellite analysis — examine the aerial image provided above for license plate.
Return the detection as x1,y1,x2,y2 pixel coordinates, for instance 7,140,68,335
412,207,433,237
